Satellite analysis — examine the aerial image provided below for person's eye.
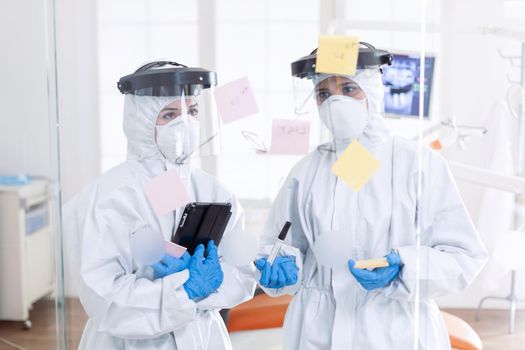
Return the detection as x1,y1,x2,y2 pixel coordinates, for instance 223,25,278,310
316,91,331,101
188,108,199,117
161,112,176,121
342,85,357,94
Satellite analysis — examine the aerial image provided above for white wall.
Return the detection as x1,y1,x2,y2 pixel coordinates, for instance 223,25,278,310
55,0,100,204
0,1,51,177
56,0,100,297
434,0,525,309
0,0,99,206
0,0,100,297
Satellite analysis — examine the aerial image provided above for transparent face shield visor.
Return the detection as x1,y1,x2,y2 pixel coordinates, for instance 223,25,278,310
292,72,319,119
154,85,220,164
294,72,368,112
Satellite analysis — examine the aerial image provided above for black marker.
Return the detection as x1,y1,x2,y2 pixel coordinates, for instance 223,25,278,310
267,221,291,264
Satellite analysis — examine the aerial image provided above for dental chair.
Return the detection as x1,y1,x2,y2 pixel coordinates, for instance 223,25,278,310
228,291,482,350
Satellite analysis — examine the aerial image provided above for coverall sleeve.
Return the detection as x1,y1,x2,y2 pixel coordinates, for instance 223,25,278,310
196,195,256,310
257,175,308,297
383,151,488,300
78,200,197,339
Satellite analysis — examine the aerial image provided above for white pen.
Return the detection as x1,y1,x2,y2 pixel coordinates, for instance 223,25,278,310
267,221,292,264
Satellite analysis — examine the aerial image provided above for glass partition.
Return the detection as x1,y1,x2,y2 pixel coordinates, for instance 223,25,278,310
2,0,518,348
0,0,68,348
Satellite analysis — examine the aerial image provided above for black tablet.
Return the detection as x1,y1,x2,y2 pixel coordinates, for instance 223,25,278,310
171,202,232,254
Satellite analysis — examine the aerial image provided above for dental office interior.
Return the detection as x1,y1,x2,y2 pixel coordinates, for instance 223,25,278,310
1,0,525,349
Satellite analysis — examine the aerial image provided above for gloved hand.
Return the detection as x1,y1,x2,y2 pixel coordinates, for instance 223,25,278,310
255,255,298,289
152,252,191,279
183,240,224,300
348,251,402,291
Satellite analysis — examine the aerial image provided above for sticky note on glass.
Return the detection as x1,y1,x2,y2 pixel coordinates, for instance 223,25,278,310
331,140,380,192
354,258,389,269
144,169,189,216
270,119,310,155
429,139,442,150
316,35,359,76
165,240,187,258
214,76,259,123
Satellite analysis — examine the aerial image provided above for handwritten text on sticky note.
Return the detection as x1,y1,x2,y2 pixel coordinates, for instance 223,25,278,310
270,119,310,155
214,76,259,123
331,140,380,192
316,35,359,76
144,169,189,216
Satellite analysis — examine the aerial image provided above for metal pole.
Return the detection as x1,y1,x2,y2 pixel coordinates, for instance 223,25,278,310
517,43,525,177
43,0,67,347
197,0,219,176
509,41,525,334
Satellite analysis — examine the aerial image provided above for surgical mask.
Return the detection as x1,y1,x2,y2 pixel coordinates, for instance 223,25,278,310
155,115,199,164
318,95,369,141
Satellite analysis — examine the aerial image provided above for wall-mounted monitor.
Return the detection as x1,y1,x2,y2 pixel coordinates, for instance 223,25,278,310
382,52,435,118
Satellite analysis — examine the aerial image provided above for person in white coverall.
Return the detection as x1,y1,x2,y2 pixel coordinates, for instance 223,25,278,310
63,61,255,349
255,44,488,349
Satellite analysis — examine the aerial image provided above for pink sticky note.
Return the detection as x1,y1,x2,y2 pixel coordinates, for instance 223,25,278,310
270,119,310,155
144,169,189,216
214,76,259,123
165,240,187,258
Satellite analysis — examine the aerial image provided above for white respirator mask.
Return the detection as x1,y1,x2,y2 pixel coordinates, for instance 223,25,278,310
155,115,199,164
318,95,369,141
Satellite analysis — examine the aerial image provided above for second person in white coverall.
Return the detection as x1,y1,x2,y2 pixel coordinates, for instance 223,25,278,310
63,61,255,349
255,44,488,349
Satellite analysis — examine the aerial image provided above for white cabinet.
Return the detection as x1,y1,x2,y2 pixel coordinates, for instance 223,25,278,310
0,180,54,324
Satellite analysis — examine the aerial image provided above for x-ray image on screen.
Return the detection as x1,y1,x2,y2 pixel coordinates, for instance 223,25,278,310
382,53,435,118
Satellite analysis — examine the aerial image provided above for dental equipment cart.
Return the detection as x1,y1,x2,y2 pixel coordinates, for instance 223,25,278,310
0,180,54,329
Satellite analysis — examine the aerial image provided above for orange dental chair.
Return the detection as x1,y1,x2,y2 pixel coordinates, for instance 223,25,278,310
227,293,482,350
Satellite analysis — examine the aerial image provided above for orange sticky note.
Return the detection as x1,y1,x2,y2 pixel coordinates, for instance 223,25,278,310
316,35,359,76
144,169,189,216
429,139,442,150
331,140,381,192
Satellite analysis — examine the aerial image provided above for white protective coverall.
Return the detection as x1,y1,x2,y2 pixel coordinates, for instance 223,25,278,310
63,94,255,349
258,69,488,349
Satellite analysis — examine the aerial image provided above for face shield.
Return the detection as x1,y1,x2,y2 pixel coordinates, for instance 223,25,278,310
291,43,393,147
118,61,220,164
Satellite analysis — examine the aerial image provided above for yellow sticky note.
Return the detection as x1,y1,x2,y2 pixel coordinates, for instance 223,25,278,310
331,140,381,192
354,258,389,269
316,35,359,76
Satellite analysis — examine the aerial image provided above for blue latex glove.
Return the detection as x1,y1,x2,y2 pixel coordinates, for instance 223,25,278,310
152,252,191,279
255,255,298,289
348,251,402,291
183,241,224,300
